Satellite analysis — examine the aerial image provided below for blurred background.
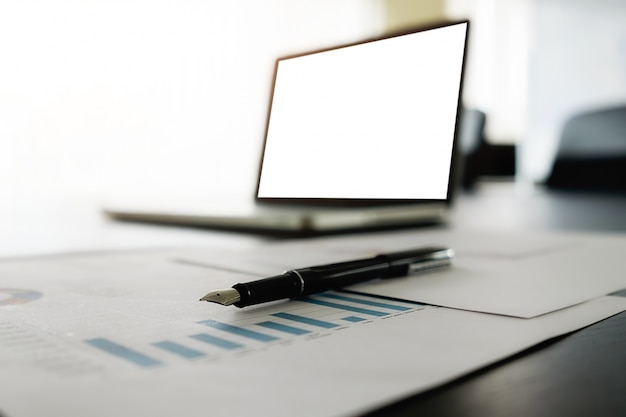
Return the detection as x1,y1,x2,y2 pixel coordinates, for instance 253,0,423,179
1,0,626,219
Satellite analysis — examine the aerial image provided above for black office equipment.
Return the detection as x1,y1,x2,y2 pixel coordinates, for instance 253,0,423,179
546,104,626,193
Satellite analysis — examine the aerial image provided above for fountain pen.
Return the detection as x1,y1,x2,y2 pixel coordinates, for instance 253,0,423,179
199,246,453,308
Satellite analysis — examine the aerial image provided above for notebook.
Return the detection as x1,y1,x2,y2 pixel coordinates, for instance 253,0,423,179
106,21,469,235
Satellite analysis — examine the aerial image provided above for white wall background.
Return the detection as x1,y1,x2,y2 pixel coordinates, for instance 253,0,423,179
6,0,623,211
446,0,532,145
521,0,626,182
448,0,626,183
0,0,384,206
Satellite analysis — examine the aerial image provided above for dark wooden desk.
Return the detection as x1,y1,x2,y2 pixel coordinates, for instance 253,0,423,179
365,182,626,417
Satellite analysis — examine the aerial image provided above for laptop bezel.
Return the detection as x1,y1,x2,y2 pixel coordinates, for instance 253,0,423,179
254,20,470,208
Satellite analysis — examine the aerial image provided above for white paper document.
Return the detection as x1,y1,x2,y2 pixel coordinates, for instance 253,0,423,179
1,248,625,417
178,229,626,318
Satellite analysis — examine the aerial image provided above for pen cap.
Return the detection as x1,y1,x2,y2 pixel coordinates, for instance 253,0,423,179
378,247,452,278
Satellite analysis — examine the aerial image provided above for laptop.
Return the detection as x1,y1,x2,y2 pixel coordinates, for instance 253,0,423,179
106,20,469,235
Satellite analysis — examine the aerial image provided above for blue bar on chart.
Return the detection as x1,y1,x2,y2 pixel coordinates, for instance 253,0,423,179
256,321,311,335
152,341,205,359
342,316,366,323
190,333,244,350
298,298,389,317
85,337,162,368
317,293,413,311
272,312,339,329
198,320,280,343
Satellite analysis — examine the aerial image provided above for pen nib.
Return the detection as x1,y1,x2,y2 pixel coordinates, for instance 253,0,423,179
199,288,241,306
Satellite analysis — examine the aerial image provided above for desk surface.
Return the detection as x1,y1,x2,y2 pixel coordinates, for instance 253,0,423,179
2,181,626,417
369,182,626,417
450,181,626,234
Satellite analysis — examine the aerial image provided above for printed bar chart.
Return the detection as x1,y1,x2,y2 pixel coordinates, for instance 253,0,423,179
190,333,244,350
152,341,205,359
317,293,412,311
199,320,280,342
85,338,162,368
271,312,339,329
256,321,312,335
298,298,390,316
342,316,367,323
84,292,421,368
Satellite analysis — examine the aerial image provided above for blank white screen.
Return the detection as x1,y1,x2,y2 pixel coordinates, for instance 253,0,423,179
257,22,467,200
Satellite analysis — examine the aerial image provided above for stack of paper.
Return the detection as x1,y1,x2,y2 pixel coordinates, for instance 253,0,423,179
1,229,625,417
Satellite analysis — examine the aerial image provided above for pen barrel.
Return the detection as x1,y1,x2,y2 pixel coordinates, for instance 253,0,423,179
298,258,391,295
233,273,303,307
379,247,452,278
231,247,451,307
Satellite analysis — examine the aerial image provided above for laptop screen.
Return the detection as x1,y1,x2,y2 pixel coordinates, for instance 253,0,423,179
257,21,468,203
